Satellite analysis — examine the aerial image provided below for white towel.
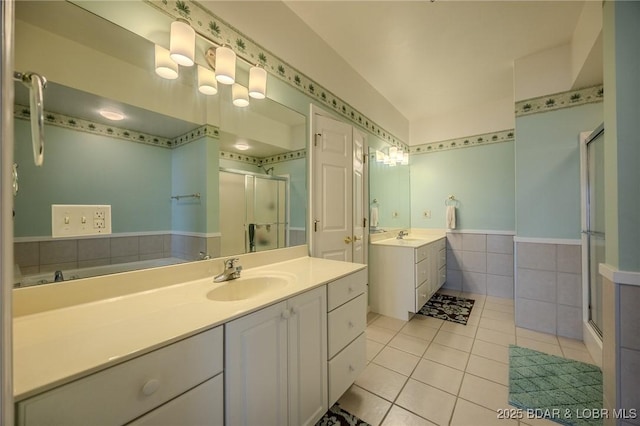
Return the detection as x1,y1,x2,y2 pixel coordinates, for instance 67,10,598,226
370,207,379,227
446,205,456,229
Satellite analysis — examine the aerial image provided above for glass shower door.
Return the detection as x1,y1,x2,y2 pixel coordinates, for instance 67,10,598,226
586,127,605,336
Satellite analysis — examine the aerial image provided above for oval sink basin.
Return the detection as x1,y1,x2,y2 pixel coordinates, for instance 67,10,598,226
206,275,291,302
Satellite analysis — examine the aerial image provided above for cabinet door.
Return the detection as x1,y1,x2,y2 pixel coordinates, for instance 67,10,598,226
225,302,289,426
288,286,328,426
128,374,223,426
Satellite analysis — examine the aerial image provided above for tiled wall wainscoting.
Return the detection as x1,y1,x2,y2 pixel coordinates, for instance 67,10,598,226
514,241,582,340
443,232,515,299
289,229,307,247
601,266,640,425
14,233,223,277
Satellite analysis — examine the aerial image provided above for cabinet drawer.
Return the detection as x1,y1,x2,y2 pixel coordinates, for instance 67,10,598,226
415,258,429,287
416,245,429,263
327,268,367,311
435,238,446,251
328,293,366,358
17,326,223,426
438,247,446,270
415,281,430,312
438,265,446,287
328,333,366,406
128,374,224,426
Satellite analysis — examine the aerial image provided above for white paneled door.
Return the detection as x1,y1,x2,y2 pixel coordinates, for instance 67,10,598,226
312,112,367,263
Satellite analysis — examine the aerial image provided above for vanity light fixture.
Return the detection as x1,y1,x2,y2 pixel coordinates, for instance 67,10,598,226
99,109,125,121
248,65,267,99
197,65,218,95
154,45,179,80
377,147,408,166
232,84,250,107
215,46,236,85
169,19,196,67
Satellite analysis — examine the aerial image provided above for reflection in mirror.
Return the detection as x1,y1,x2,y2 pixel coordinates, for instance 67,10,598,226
368,137,411,233
12,1,308,287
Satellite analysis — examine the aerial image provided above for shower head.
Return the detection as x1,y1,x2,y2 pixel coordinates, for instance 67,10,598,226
259,164,274,175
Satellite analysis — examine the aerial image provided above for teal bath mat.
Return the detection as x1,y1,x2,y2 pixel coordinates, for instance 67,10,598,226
509,345,603,426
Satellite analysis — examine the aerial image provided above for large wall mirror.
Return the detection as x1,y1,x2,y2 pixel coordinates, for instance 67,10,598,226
13,1,307,286
368,136,411,233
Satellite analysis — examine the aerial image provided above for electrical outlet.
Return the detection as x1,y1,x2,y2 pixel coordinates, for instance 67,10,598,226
424,210,431,219
52,205,111,237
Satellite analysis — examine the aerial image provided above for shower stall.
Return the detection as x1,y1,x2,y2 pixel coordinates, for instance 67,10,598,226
219,168,289,256
580,124,604,363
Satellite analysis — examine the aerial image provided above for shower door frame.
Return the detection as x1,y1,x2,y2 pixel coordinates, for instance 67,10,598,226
579,124,605,364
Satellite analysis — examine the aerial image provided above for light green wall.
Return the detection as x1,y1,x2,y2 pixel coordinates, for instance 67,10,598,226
369,158,411,229
515,103,603,239
410,142,515,231
14,120,172,236
171,136,219,234
604,1,640,271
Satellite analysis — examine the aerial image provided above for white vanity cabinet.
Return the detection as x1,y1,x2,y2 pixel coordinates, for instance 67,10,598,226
326,268,367,407
16,326,224,426
370,237,446,321
225,285,328,426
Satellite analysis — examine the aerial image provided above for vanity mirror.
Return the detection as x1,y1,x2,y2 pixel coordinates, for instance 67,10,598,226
368,136,411,232
13,1,307,286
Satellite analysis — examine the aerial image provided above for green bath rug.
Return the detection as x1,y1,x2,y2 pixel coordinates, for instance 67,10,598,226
509,345,603,426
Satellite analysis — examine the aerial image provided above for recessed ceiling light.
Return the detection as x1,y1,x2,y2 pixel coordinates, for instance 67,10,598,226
99,110,125,121
234,141,250,151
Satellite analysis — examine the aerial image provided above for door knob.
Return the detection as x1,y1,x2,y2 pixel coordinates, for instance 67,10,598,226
344,236,352,244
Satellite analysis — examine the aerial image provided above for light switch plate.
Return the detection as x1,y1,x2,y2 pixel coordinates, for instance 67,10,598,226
52,204,112,238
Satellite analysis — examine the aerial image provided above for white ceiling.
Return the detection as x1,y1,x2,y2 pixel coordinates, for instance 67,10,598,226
283,1,588,123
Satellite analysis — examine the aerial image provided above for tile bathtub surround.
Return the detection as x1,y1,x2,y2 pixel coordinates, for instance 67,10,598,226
514,242,583,340
444,232,515,299
14,234,174,275
341,290,595,426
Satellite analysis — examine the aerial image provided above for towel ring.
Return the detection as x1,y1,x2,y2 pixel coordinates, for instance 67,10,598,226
445,195,459,206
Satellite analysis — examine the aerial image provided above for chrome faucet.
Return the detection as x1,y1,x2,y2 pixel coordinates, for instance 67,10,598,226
54,270,64,282
199,251,211,260
396,230,409,239
214,258,242,283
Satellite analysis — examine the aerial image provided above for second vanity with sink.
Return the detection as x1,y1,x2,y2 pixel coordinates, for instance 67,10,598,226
369,231,446,321
12,247,367,426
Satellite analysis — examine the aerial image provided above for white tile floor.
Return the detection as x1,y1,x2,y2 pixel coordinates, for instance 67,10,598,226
337,290,596,426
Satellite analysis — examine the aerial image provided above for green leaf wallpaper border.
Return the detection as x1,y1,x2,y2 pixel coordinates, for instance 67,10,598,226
515,84,603,117
14,104,219,149
411,129,515,155
220,148,306,166
145,0,408,152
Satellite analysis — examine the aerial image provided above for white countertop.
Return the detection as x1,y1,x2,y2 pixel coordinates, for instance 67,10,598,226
13,256,366,400
371,234,445,248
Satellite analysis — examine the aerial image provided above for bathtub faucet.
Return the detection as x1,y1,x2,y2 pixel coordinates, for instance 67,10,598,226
54,270,64,282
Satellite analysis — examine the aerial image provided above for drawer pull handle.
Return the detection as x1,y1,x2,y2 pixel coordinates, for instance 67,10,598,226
142,379,161,396
347,286,353,293
281,310,291,320
291,306,298,315
348,321,354,328
348,365,355,372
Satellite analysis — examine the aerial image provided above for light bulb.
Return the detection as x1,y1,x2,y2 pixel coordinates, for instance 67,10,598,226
248,66,267,99
154,45,178,80
215,46,236,85
169,20,195,67
232,84,249,107
197,65,218,95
